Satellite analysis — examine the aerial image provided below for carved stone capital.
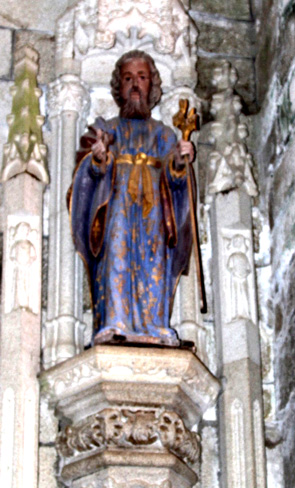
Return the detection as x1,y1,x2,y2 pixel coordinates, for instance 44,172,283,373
48,75,90,118
57,407,200,465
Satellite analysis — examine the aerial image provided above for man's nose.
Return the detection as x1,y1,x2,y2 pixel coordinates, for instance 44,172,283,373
132,77,138,87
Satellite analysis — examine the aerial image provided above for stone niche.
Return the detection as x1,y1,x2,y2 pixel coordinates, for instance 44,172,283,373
40,345,220,487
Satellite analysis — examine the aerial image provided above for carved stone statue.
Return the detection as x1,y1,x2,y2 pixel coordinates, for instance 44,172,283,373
10,222,37,313
226,234,251,321
208,61,257,197
68,50,197,346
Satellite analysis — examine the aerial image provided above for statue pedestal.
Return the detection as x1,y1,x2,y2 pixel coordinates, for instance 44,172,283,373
40,345,220,488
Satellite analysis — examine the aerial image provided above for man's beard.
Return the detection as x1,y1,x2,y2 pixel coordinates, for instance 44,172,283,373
120,88,151,119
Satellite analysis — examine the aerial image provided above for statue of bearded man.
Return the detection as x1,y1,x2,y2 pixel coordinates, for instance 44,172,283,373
68,50,195,346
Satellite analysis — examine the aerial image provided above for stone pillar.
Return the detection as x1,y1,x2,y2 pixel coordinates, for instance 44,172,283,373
43,74,90,368
40,345,220,488
0,45,48,488
208,62,266,487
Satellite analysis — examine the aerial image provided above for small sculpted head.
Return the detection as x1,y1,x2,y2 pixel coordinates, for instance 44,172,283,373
111,50,162,119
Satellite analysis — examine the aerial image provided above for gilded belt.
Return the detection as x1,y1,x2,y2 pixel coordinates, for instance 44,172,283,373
116,152,162,218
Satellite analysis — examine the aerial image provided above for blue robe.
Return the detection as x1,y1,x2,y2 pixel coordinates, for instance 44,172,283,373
68,116,192,343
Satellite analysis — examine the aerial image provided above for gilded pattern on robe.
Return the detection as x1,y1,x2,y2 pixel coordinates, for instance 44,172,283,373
69,116,192,342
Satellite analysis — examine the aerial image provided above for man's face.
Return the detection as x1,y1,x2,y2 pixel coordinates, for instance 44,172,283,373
119,58,151,119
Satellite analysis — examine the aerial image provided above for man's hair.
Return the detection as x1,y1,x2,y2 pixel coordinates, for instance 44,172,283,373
111,50,162,109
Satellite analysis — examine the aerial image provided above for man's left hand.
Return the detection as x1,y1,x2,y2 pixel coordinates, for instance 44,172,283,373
175,140,195,165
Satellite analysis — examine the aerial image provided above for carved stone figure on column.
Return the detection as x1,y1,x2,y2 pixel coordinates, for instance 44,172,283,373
68,50,199,346
226,234,251,321
10,222,37,313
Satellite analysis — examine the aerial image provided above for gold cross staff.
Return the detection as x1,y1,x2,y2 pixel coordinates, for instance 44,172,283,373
173,99,207,313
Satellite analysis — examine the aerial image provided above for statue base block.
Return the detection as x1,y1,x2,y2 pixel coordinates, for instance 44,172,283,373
40,345,220,487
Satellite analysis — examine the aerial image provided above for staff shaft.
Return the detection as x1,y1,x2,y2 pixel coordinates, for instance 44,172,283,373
183,154,207,313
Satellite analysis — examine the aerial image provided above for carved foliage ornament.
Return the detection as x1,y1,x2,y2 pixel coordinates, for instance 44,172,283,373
95,0,190,54
56,408,200,465
2,45,49,183
48,75,90,118
56,0,197,59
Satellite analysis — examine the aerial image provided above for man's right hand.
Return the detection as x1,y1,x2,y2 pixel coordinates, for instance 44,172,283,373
91,129,114,164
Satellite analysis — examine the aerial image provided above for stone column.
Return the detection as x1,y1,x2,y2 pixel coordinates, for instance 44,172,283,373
0,45,48,488
208,62,266,487
40,345,220,488
43,74,90,368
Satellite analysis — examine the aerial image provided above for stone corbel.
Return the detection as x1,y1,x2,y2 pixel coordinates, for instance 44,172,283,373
40,345,220,488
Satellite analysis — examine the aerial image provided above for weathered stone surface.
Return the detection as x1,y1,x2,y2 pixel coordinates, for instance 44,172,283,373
270,116,295,488
190,0,251,20
191,15,256,58
199,425,219,487
196,57,256,114
255,1,279,106
39,397,58,444
14,31,55,84
273,253,295,410
277,11,295,87
0,13,19,28
196,143,212,203
38,447,58,488
271,139,295,223
0,29,12,78
0,0,76,31
266,443,284,488
279,394,295,487
72,465,194,488
0,80,13,168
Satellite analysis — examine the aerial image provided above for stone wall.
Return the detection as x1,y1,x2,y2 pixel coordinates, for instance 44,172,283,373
253,1,295,487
